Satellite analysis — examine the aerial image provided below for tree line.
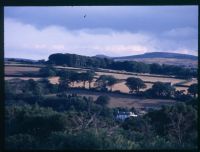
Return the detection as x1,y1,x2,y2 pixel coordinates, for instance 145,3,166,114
47,53,197,79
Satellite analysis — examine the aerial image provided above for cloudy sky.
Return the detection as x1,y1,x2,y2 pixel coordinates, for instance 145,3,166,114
4,6,198,60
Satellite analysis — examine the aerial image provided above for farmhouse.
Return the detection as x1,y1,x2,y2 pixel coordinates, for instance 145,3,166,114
116,111,137,121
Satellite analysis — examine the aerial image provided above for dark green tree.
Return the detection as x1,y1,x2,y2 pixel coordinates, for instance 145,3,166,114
151,82,175,97
95,95,110,107
125,77,146,93
188,83,198,98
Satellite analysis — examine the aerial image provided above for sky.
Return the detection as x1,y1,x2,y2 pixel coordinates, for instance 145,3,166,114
4,6,198,60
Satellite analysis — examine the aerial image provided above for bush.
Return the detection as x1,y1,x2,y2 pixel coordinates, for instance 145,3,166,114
95,95,110,106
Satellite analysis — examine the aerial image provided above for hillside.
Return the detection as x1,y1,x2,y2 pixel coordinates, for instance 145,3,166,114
113,52,198,68
114,52,198,60
5,58,38,63
93,54,111,59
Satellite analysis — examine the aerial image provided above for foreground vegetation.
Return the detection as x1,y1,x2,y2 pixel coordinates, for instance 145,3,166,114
5,76,198,150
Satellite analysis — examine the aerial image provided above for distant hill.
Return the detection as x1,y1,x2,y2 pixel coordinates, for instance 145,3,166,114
113,52,198,68
93,54,111,59
114,52,198,60
5,58,38,63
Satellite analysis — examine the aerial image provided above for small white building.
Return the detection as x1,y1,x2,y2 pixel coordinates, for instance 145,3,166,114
116,111,137,121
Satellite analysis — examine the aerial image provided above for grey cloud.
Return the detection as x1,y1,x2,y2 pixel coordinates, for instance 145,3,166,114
4,18,198,60
5,6,198,33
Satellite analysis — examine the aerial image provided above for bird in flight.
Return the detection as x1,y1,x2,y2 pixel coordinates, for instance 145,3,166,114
84,14,86,18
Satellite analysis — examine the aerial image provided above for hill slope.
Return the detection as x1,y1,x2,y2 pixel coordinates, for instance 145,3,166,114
113,52,198,68
114,52,197,60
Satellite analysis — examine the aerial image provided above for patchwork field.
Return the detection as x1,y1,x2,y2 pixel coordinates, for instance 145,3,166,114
4,64,197,94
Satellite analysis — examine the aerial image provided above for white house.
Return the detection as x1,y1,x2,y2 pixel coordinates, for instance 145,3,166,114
116,111,137,121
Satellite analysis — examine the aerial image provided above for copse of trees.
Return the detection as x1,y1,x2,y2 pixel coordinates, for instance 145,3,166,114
125,77,146,94
48,53,111,68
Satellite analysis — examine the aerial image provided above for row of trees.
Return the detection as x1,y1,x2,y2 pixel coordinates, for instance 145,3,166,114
47,53,197,78
36,65,197,100
126,77,197,99
56,70,197,100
